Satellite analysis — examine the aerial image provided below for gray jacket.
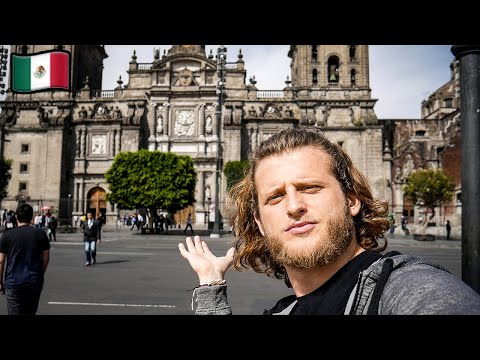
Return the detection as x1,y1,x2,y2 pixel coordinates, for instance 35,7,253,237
193,254,480,315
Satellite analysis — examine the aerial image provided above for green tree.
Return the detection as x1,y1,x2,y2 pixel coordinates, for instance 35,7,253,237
403,169,455,232
105,150,197,229
0,156,12,202
224,160,250,190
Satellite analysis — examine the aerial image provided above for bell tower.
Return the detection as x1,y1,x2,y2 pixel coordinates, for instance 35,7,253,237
288,45,371,97
286,45,382,201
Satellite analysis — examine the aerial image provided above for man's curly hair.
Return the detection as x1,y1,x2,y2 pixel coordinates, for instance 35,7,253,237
227,128,390,285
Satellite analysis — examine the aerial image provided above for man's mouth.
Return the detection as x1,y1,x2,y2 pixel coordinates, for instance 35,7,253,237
285,222,316,235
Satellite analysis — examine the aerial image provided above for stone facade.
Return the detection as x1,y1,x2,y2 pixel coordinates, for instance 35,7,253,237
382,59,461,235
0,45,455,232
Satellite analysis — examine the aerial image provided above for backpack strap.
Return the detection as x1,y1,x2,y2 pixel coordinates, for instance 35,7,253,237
365,250,401,315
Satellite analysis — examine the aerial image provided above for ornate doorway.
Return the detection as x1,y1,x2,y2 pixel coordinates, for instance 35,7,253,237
87,187,107,221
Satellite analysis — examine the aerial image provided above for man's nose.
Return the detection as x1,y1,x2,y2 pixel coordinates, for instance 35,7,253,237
286,190,307,218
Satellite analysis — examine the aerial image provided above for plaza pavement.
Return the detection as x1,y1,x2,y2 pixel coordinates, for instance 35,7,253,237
0,225,462,315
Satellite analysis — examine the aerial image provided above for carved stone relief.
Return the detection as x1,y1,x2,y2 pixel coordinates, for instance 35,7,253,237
174,110,195,137
91,135,107,155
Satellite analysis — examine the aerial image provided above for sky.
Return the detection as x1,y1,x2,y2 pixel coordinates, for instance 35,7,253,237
1,45,454,119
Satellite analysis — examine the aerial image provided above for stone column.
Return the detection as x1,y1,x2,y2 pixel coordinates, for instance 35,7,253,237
164,103,170,136
197,171,205,210
198,103,205,137
79,181,85,213
74,182,80,212
110,130,115,156
81,129,86,158
76,129,81,157
148,103,157,150
115,129,121,154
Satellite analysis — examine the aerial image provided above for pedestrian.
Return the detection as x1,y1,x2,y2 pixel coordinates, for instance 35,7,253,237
34,213,43,228
0,203,50,315
136,213,144,231
159,214,165,232
165,215,171,234
388,214,395,234
184,213,194,235
130,214,137,230
47,215,58,242
96,213,104,233
79,214,86,228
178,128,480,315
80,212,101,266
4,211,16,231
446,220,452,240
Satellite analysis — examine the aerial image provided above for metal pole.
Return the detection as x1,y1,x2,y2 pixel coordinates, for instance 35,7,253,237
211,45,226,238
451,45,480,293
68,194,71,226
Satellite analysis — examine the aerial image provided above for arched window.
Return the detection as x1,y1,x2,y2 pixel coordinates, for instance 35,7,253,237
328,56,340,83
312,45,317,60
350,69,356,85
312,69,318,85
349,45,356,60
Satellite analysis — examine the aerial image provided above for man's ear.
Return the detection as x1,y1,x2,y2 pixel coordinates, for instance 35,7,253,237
254,212,265,236
348,193,361,217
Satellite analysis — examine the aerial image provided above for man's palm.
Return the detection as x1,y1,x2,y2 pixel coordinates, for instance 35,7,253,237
179,236,235,282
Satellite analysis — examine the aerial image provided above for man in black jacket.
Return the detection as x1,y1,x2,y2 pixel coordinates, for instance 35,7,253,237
0,203,50,314
81,212,101,266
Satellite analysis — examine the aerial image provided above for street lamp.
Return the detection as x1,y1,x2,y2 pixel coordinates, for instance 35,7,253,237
67,193,71,226
210,45,227,238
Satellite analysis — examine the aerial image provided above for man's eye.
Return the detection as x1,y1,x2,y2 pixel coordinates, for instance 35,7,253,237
267,194,283,204
302,186,321,192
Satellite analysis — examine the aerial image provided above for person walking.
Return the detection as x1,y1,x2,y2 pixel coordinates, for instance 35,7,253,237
47,215,58,242
130,214,137,230
0,203,50,315
179,128,480,315
136,213,144,231
79,214,87,229
446,220,452,240
184,213,194,235
4,211,16,231
80,212,101,266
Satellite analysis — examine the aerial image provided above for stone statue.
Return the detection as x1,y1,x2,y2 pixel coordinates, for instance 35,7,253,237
403,154,415,178
205,115,212,134
156,115,163,134
176,68,194,86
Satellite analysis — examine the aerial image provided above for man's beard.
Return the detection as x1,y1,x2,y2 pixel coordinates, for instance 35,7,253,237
264,201,354,269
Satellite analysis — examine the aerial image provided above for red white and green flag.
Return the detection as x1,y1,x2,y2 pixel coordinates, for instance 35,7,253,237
11,50,70,93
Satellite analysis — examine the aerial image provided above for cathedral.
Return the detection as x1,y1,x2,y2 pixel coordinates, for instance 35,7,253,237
0,45,461,235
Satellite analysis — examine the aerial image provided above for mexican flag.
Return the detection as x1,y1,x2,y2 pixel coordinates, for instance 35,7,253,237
12,51,70,93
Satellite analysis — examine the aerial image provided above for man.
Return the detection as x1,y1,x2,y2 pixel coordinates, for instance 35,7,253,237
0,203,50,315
184,213,194,235
80,212,101,266
178,128,480,315
47,215,58,242
446,220,452,240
